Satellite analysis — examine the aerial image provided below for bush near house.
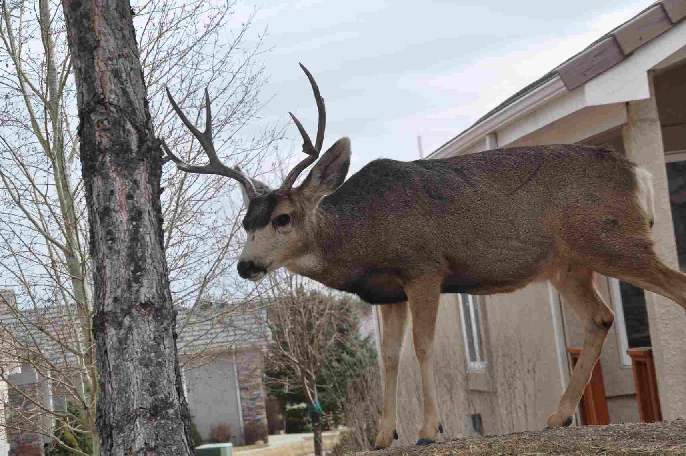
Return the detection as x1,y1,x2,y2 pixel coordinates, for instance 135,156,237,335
330,365,382,455
243,420,268,445
45,402,93,456
208,423,232,443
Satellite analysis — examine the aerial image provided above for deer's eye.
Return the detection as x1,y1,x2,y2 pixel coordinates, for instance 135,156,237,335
272,214,291,228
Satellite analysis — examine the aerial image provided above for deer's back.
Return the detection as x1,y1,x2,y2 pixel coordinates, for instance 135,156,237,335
316,145,637,303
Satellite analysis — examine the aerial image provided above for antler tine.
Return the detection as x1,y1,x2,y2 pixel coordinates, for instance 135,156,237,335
164,87,257,199
299,63,326,153
280,64,327,190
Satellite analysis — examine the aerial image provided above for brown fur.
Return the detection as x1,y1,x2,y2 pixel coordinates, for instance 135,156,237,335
298,145,641,300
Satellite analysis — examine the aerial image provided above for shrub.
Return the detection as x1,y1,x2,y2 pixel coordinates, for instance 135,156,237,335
45,402,93,456
284,403,310,433
330,365,382,454
190,421,203,447
243,420,268,445
208,423,232,443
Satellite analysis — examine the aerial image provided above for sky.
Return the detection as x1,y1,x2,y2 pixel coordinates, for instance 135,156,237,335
235,0,653,173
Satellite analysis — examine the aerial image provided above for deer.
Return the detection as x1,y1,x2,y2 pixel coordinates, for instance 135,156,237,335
164,64,686,449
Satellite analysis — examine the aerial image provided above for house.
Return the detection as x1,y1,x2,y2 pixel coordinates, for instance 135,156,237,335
177,301,270,446
0,290,269,455
385,0,686,444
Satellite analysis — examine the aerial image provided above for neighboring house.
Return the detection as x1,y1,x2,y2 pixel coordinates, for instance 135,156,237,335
0,290,269,455
384,0,686,444
177,301,269,446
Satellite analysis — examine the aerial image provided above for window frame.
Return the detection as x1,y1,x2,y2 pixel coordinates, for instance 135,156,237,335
608,277,633,367
458,293,487,371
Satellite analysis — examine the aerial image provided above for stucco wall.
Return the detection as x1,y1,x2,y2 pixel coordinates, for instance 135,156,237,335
394,294,469,445
486,282,563,434
623,79,686,418
184,353,243,445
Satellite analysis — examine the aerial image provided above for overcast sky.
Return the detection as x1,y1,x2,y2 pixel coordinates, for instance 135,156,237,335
235,0,652,173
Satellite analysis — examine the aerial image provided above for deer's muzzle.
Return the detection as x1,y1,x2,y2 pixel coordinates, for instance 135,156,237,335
237,260,267,280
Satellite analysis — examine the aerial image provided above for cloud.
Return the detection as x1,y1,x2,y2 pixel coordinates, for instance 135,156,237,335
390,2,651,154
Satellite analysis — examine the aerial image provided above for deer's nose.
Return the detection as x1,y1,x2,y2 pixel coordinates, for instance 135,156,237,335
237,260,263,279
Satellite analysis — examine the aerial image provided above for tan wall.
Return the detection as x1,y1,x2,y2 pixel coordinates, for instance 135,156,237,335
394,294,470,445
486,283,563,433
623,75,686,418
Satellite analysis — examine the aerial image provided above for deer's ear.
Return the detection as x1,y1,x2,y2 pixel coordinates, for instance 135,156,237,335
299,137,350,198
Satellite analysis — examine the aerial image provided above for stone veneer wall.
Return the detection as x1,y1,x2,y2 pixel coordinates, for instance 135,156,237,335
234,348,268,444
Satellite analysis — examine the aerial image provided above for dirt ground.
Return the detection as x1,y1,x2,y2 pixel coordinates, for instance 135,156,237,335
356,420,686,455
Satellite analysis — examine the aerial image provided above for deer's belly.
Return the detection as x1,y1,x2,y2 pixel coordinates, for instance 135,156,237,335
339,269,407,304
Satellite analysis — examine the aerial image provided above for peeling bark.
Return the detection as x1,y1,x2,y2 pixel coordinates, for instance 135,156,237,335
61,1,193,454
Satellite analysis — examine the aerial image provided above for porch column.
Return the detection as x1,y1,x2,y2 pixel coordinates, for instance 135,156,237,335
622,76,686,420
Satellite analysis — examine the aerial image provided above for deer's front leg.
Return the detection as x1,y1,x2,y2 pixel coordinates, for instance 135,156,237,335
406,278,441,445
374,302,408,450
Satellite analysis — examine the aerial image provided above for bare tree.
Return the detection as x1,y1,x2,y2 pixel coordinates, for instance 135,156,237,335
265,274,348,456
0,0,277,453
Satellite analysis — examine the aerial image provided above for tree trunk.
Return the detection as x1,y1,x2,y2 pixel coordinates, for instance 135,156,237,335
61,1,193,455
311,389,323,456
312,411,323,456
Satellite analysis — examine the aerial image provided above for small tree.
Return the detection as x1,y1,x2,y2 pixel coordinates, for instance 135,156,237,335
265,275,373,456
266,295,377,429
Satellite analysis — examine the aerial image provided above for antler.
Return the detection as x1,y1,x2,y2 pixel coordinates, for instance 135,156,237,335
280,63,327,190
163,87,257,200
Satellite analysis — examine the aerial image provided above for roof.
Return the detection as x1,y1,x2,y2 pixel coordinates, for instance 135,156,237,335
176,300,268,355
0,290,268,368
433,0,686,155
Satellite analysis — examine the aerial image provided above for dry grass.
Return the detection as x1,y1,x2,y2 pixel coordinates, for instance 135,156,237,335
355,420,686,455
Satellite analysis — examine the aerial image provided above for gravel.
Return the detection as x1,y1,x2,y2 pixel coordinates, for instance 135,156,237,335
355,420,686,455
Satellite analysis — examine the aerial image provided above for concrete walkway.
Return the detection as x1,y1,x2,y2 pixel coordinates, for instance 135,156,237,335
235,430,342,456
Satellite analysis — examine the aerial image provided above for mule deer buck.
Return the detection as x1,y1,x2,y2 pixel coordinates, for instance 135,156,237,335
165,64,686,448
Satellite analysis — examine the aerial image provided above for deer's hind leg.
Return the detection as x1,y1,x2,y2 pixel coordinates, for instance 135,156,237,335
374,301,408,450
604,256,686,312
547,265,614,428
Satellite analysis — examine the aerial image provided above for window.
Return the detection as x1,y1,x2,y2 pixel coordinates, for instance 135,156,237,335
459,294,486,370
666,157,686,270
469,413,483,436
610,278,651,366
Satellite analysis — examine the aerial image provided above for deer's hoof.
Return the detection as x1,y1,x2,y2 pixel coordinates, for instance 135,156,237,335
545,412,573,429
374,428,397,450
416,438,435,446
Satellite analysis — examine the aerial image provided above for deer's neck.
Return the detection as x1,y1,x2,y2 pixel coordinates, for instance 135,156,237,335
285,204,338,282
